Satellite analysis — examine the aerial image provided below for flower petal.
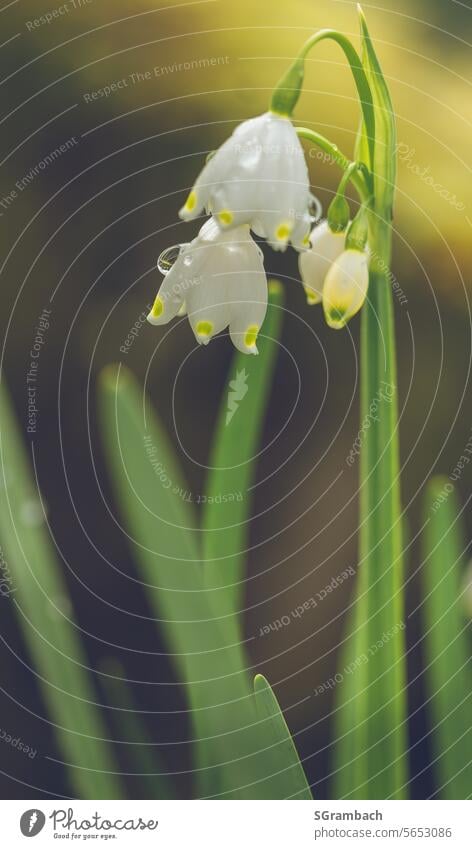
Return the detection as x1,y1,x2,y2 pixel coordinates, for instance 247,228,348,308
322,249,369,328
227,270,268,354
147,258,186,326
299,221,347,305
179,113,311,246
186,270,230,345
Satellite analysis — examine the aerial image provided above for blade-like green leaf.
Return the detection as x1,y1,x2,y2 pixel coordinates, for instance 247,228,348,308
421,478,472,799
358,5,396,215
331,9,408,801
331,601,366,799
100,658,174,799
253,674,312,799
349,271,408,801
0,382,122,799
197,283,285,794
201,281,284,630
98,365,297,799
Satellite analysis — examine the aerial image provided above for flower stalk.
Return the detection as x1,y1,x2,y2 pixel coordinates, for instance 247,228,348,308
333,7,408,799
145,4,408,799
273,5,407,798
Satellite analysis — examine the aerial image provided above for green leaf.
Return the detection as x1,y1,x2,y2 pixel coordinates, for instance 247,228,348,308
201,281,284,632
332,267,408,799
98,365,298,799
331,602,366,799
354,117,371,170
331,10,407,800
0,382,122,799
253,675,312,799
421,479,472,799
358,4,396,215
100,658,174,799
296,128,370,203
359,269,408,799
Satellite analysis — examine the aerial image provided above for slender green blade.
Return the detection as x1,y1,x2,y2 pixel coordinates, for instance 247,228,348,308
100,658,174,799
201,281,284,630
331,9,409,801
253,675,312,799
331,601,366,799
98,366,296,798
332,275,407,800
358,5,396,215
421,479,472,799
357,269,408,800
0,382,122,799
197,283,284,793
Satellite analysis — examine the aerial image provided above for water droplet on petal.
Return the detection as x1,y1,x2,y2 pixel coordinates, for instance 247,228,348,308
309,194,323,224
157,244,183,275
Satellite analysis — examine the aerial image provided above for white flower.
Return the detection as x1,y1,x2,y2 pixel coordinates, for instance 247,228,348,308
147,218,267,354
322,249,369,329
298,220,346,304
179,112,312,251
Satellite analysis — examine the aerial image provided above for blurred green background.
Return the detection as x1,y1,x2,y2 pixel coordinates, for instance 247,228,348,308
0,0,471,798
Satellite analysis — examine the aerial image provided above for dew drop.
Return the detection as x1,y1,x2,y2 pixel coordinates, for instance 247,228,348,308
157,244,183,275
309,194,323,224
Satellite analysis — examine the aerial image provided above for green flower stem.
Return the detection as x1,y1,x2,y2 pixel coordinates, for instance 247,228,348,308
357,217,408,799
356,8,407,797
332,218,407,801
272,30,375,168
338,161,362,195
295,128,370,203
333,8,408,800
345,199,370,251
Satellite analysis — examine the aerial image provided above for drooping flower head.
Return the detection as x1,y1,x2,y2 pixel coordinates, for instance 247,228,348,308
299,211,370,329
179,112,313,251
322,248,369,329
147,218,267,354
298,220,346,305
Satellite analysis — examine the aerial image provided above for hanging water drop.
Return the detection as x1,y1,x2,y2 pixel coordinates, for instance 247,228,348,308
157,244,183,275
309,194,323,224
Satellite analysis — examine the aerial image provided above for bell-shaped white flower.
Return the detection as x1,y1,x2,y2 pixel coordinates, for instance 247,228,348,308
298,220,346,304
147,218,267,354
179,112,312,252
322,248,369,329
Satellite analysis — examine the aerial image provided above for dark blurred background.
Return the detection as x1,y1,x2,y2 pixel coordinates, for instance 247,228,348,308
0,0,471,799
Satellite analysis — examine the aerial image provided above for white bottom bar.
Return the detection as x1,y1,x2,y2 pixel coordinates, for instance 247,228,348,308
1,799,470,847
